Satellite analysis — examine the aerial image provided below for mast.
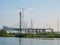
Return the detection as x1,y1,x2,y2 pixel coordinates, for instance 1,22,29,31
20,11,22,33
18,8,25,33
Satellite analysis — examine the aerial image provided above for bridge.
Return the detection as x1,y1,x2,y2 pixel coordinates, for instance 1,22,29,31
3,26,53,34
2,10,53,34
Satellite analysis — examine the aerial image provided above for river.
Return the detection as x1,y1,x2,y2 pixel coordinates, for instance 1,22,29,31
0,37,60,45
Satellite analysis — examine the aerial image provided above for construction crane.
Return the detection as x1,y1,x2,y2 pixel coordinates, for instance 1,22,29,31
18,8,32,33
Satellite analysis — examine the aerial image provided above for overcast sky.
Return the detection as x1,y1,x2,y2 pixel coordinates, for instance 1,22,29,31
0,0,60,31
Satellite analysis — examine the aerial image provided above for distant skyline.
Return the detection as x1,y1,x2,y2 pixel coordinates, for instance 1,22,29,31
0,0,60,31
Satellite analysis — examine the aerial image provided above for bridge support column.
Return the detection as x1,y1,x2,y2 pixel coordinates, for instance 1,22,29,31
39,30,41,33
42,29,45,32
31,30,34,34
51,29,53,33
27,29,30,33
25,29,27,33
35,30,38,34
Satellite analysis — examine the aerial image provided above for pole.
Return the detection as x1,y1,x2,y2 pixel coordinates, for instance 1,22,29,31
18,8,26,33
20,11,21,33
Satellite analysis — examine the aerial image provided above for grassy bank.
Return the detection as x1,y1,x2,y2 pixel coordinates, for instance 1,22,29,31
0,29,60,38
15,32,60,38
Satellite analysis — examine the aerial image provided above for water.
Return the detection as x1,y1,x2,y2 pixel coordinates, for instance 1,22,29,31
0,37,60,45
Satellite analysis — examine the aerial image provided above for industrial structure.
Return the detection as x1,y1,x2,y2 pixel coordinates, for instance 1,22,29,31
3,26,53,34
2,8,54,34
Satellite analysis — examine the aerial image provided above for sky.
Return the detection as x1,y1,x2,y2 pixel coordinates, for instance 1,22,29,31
0,0,60,31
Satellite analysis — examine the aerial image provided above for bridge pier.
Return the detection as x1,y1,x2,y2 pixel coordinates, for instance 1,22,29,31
42,29,46,32
3,26,53,34
39,30,41,33
27,29,30,33
35,29,38,34
31,29,34,33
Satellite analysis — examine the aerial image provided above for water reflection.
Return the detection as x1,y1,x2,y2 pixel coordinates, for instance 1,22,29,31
0,37,60,45
18,38,60,45
19,38,21,45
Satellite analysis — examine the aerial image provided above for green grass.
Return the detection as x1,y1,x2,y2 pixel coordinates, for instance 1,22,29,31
0,29,60,38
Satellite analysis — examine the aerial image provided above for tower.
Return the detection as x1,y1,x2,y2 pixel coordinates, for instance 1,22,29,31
19,11,22,33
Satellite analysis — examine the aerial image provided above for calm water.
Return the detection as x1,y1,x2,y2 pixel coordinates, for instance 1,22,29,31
0,37,60,45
